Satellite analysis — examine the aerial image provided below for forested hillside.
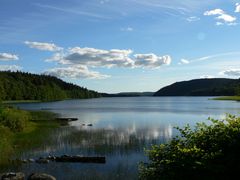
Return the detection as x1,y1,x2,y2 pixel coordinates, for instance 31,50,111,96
0,71,100,101
154,78,240,96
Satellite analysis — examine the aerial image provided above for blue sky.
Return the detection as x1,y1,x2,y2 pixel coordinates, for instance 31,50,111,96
1,0,240,93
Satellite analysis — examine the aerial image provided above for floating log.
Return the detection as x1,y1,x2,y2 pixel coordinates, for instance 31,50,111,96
55,156,106,163
55,118,78,121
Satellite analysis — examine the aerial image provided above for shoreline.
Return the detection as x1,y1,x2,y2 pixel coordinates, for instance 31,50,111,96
0,109,60,167
211,96,240,101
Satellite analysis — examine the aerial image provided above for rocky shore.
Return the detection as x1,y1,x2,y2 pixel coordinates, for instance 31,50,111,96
0,172,56,180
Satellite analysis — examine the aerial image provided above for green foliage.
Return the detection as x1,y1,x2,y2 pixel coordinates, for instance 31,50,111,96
0,71,101,101
0,108,30,132
0,108,59,166
139,114,240,180
0,125,13,162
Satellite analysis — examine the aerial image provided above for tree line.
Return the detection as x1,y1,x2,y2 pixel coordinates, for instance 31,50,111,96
0,71,101,101
154,78,240,96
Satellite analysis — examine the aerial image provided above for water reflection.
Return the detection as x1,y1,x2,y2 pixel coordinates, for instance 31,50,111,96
3,97,240,180
6,122,173,180
17,123,173,156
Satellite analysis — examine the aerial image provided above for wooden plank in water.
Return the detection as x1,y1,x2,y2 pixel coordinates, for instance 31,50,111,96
55,156,106,163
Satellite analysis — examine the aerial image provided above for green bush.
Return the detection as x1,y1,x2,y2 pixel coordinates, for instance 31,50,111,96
139,114,240,180
0,108,30,132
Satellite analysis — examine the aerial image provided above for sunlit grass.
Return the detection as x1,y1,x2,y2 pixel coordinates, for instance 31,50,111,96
212,96,240,101
0,109,59,166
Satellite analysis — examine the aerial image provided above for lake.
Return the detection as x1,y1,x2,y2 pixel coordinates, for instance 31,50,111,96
4,97,240,179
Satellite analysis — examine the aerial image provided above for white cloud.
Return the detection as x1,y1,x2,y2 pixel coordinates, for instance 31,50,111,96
65,47,135,67
204,9,225,16
0,53,19,61
220,69,240,76
216,14,236,23
47,46,171,69
186,16,200,22
44,65,110,79
179,59,189,64
200,75,215,79
134,54,171,68
24,41,63,51
121,27,134,31
0,65,22,71
44,45,171,79
235,3,240,13
204,8,237,25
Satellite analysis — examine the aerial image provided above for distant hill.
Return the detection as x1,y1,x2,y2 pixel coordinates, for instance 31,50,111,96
154,78,240,96
0,71,100,101
102,92,154,97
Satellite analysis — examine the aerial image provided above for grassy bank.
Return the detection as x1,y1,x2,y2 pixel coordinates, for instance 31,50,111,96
212,96,240,101
3,100,41,104
0,106,59,165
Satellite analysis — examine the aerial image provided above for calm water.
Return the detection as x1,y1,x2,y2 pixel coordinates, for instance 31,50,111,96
4,97,240,179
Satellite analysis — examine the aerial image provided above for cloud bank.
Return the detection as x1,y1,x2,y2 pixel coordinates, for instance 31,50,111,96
24,41,63,51
0,53,19,61
47,46,171,69
25,41,171,79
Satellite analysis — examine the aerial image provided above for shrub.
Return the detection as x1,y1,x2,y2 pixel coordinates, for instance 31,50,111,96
139,114,240,180
0,108,30,132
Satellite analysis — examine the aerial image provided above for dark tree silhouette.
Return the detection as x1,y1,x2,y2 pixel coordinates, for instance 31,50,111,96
0,71,101,101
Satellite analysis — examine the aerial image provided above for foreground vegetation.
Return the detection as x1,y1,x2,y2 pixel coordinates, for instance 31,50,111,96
140,114,240,180
0,104,58,165
212,96,240,101
0,71,100,101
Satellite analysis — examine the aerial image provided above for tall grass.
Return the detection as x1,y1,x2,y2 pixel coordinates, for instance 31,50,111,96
0,107,59,165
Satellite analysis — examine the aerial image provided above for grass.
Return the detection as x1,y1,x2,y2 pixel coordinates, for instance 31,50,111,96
3,100,41,104
212,96,240,101
0,107,59,166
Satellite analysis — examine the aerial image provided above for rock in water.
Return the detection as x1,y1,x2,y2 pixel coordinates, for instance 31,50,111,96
1,172,25,180
28,173,56,180
35,158,49,164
